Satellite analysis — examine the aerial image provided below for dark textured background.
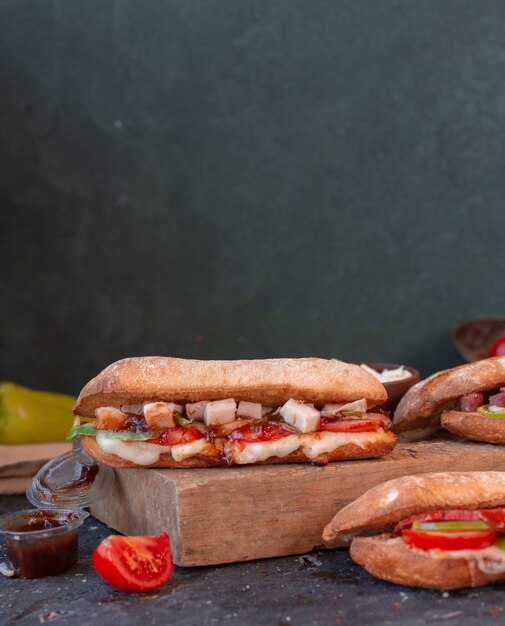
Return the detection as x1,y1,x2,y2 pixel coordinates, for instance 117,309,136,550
1,0,504,394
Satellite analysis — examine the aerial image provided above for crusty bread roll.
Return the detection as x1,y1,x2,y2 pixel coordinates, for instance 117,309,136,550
323,471,505,543
442,411,505,444
323,471,505,590
393,357,505,433
351,535,505,590
74,356,387,417
81,429,397,468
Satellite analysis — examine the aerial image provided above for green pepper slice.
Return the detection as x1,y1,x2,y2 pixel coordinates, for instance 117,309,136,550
413,520,493,531
477,405,505,418
66,423,158,442
175,415,193,428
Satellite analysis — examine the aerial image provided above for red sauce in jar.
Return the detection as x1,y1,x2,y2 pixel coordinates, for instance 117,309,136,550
4,510,82,579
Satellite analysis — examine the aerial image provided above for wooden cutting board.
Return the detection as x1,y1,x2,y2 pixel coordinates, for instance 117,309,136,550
90,437,505,566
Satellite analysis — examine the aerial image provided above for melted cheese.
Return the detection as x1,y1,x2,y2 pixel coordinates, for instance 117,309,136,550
231,435,301,464
301,430,386,458
96,434,168,465
171,438,208,462
96,433,210,465
96,429,386,465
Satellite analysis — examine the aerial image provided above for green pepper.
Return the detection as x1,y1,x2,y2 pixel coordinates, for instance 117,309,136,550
413,520,493,531
175,415,192,428
477,405,505,418
66,422,158,442
341,411,366,417
495,536,505,551
0,382,76,444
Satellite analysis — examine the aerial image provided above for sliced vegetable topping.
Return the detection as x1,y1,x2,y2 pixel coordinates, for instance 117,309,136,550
412,520,493,531
477,405,505,418
175,415,193,428
319,418,383,433
402,528,497,551
395,508,505,534
230,423,293,451
66,423,158,442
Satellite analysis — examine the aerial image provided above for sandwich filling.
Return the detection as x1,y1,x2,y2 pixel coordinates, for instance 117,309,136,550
68,397,393,465
389,507,505,574
454,388,505,417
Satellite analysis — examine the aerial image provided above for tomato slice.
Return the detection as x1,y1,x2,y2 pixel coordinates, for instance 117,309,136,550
319,418,384,433
92,533,174,592
147,426,203,446
395,508,505,534
490,336,505,357
402,527,496,551
229,423,292,451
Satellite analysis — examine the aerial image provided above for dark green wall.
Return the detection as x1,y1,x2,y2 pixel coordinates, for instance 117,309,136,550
1,1,504,394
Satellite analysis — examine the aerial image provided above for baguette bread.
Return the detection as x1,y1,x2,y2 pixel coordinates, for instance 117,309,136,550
350,535,505,590
393,357,505,433
442,410,505,444
74,357,387,417
81,429,397,468
323,471,505,542
323,471,505,590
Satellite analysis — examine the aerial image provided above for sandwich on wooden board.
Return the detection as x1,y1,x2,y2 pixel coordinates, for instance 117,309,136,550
69,357,397,468
393,356,505,443
323,471,505,590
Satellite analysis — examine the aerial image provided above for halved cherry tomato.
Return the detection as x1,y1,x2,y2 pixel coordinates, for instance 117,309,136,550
319,418,384,433
395,508,505,534
92,533,174,592
402,527,496,551
147,426,203,446
490,336,505,357
230,423,292,451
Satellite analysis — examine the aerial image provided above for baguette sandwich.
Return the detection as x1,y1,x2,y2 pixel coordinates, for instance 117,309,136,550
323,472,505,589
393,357,505,442
69,357,396,468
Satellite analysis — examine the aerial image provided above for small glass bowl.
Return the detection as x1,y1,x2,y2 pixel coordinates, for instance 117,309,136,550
0,508,89,578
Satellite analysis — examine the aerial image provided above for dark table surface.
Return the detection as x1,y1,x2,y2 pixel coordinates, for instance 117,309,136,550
1,495,505,626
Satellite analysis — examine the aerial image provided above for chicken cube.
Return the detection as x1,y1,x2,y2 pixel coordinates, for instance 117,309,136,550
203,399,237,426
143,402,182,429
186,401,209,421
94,406,128,430
237,401,262,420
279,399,320,433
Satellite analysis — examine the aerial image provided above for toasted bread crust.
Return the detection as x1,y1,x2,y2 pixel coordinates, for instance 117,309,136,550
350,535,505,590
393,357,505,433
323,471,505,542
74,357,387,418
80,429,397,468
442,410,505,444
